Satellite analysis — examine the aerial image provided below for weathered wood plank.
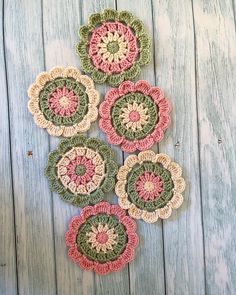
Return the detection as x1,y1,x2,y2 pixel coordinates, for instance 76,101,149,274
0,0,17,294
152,1,206,294
4,0,56,294
192,0,236,294
116,1,166,294
42,1,95,294
80,1,130,295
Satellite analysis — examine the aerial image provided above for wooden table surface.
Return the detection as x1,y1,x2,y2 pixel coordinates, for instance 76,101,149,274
1,0,235,294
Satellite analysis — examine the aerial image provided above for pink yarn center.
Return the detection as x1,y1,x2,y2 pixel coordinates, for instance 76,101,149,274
66,156,95,186
136,172,164,201
96,232,109,244
129,110,140,122
49,86,79,117
89,21,139,74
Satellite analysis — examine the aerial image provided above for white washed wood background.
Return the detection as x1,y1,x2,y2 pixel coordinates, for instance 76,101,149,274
0,0,235,294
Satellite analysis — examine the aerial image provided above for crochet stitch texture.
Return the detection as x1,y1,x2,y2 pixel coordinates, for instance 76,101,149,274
66,201,139,275
116,151,185,223
28,67,99,137
45,135,118,207
99,80,171,152
76,9,151,86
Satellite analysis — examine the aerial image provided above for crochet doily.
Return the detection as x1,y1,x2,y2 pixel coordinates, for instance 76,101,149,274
99,80,171,152
76,9,151,86
45,135,118,207
28,67,99,137
66,201,139,275
115,151,185,223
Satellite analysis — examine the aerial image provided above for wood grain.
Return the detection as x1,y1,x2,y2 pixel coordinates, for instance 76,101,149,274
152,0,206,294
4,1,56,294
0,0,17,294
192,0,236,294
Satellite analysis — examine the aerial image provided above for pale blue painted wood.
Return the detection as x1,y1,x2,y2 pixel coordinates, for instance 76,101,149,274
152,1,206,294
192,0,236,294
3,1,56,294
0,0,17,294
1,0,236,294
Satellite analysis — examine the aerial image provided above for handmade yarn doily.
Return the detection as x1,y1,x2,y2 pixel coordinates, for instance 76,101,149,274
115,151,185,223
45,135,118,207
76,9,151,86
99,80,171,152
66,201,139,275
28,67,99,137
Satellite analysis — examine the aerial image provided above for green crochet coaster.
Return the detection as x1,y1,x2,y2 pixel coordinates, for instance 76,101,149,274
45,135,118,207
76,9,151,86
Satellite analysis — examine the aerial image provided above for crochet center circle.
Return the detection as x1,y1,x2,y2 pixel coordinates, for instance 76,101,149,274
78,214,127,263
45,135,118,207
66,202,139,275
99,80,171,153
39,78,87,126
89,21,139,75
28,67,99,137
111,92,158,140
77,9,151,86
126,161,174,210
116,151,186,223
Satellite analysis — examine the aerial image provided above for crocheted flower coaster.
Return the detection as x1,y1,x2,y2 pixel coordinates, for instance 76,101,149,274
115,151,185,223
28,67,99,137
99,80,171,152
66,201,139,275
76,9,151,86
45,135,118,207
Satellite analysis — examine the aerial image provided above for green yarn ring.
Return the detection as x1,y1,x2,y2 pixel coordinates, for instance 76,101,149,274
39,77,89,126
77,213,128,263
126,162,174,211
111,92,158,140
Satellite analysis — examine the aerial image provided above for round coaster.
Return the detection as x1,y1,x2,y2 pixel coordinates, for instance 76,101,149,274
28,67,99,137
115,151,185,223
99,80,171,153
76,9,151,86
45,135,118,207
66,201,139,275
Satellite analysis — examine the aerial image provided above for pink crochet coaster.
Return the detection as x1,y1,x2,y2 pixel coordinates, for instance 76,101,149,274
66,201,139,275
99,80,171,152
116,151,185,223
76,9,151,86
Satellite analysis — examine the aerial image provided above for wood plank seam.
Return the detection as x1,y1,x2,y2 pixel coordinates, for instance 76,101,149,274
40,0,59,293
150,1,167,294
2,0,19,293
79,1,96,291
190,1,207,293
